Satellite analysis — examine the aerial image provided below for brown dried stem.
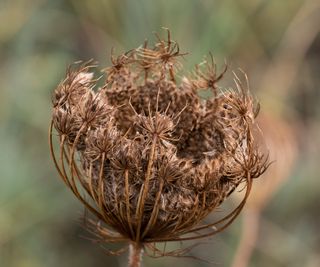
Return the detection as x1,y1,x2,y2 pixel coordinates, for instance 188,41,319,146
128,243,143,267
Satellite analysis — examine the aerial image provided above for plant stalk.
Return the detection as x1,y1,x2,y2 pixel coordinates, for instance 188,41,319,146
128,243,143,267
231,209,260,267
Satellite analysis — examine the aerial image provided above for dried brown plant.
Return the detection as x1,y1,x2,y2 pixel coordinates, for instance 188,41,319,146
49,30,268,267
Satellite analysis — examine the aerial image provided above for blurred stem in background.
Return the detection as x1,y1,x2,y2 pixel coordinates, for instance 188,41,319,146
231,113,298,267
232,1,320,265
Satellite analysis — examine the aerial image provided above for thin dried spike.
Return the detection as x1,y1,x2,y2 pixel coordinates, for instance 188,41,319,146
169,67,176,83
152,212,180,238
173,103,188,121
87,162,99,204
85,162,116,228
88,234,126,244
113,181,121,218
232,71,244,95
64,132,106,220
155,87,161,114
113,178,131,237
134,185,145,237
96,153,115,224
128,97,140,117
50,124,103,220
197,67,206,81
164,27,172,47
59,138,76,193
97,225,124,240
110,47,116,64
150,215,173,238
80,232,125,245
99,245,128,256
141,179,164,239
85,221,126,241
183,176,253,238
147,102,153,122
145,241,210,263
137,50,159,59
216,62,228,83
138,50,159,58
208,52,216,72
144,68,148,83
124,169,135,238
160,135,180,143
164,101,171,115
67,59,95,75
49,122,70,187
147,175,253,243
174,197,200,233
143,39,148,49
254,102,261,118
62,146,79,185
119,203,128,238
68,124,87,194
171,213,187,234
95,154,113,224
153,31,162,44
144,243,162,257
239,68,250,93
201,192,207,210
135,137,157,242
64,146,97,200
68,170,105,221
83,219,126,242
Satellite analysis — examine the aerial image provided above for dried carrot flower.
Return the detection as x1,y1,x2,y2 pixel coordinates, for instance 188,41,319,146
49,30,268,266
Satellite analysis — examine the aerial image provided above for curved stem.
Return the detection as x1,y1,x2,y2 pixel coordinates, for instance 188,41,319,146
135,136,157,242
231,209,261,267
128,243,143,267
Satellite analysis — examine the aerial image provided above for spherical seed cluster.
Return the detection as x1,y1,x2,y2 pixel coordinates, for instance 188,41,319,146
50,31,268,256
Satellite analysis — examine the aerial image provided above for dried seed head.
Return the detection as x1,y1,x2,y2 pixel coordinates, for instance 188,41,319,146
49,30,268,258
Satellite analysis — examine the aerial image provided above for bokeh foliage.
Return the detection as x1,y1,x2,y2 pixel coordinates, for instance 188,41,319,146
0,0,319,266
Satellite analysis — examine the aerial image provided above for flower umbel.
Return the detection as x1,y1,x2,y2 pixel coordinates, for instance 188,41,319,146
49,30,268,265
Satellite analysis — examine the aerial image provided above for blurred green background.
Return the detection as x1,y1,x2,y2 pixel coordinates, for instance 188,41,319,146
1,0,320,266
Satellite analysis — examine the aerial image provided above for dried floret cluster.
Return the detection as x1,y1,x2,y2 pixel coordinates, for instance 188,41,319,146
49,31,268,263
